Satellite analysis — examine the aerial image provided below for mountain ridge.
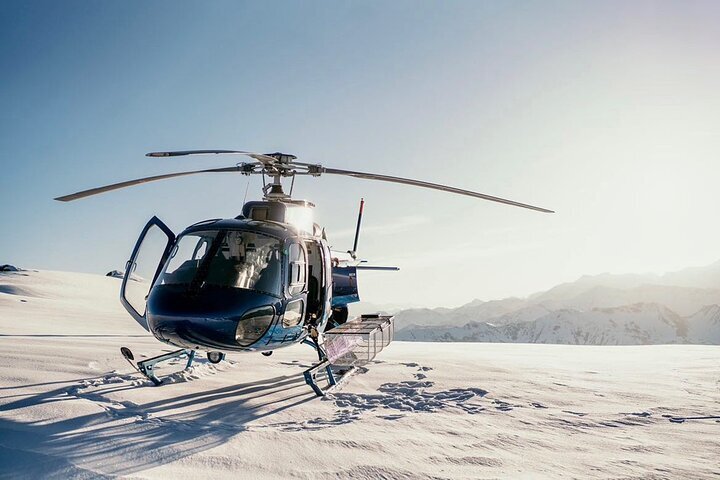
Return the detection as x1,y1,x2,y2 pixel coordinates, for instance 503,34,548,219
394,260,720,345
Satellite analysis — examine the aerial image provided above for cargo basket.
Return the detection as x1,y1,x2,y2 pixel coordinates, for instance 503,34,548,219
323,314,394,367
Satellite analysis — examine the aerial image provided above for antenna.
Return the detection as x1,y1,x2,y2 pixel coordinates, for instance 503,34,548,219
349,198,364,260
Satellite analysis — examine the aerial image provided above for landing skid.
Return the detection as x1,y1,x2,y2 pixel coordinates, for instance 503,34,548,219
303,359,357,397
301,338,356,396
121,346,196,385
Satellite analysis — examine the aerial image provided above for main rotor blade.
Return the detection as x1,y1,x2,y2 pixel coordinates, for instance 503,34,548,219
146,149,279,166
54,166,244,202
321,167,554,213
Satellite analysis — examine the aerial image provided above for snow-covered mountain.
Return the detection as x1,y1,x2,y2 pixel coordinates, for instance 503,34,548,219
393,297,526,330
398,303,691,344
535,284,720,317
395,261,720,345
687,304,720,344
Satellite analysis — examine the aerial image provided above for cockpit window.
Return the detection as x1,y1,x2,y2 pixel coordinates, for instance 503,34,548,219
159,230,283,297
161,232,216,284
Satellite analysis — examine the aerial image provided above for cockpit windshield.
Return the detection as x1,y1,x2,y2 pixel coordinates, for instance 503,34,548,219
159,229,283,297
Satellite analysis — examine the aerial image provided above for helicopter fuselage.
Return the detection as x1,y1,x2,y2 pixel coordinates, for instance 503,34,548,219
120,204,349,354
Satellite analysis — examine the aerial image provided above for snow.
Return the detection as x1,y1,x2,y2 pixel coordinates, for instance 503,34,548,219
1,270,719,478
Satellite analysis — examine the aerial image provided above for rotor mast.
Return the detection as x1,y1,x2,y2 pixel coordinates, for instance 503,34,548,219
260,152,298,201
263,174,289,200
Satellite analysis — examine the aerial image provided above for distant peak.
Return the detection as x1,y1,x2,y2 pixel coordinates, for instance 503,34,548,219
593,302,678,315
696,304,720,315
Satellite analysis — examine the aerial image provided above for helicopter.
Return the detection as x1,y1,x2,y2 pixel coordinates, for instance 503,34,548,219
55,150,553,395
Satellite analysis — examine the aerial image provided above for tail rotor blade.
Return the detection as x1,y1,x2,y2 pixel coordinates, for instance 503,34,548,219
350,198,365,258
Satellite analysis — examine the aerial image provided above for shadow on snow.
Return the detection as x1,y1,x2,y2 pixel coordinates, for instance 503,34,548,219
0,370,314,478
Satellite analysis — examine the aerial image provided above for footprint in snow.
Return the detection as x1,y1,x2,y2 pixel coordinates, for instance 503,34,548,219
662,414,720,424
563,410,588,417
378,414,405,420
492,399,515,412
401,362,433,371
325,381,489,419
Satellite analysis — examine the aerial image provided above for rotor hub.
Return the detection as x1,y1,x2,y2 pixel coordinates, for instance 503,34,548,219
265,152,297,165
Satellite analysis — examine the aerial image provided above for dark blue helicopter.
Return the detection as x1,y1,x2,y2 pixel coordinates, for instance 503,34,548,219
56,150,553,393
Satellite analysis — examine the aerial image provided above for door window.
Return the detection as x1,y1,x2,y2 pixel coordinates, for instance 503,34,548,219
121,218,175,323
287,243,306,296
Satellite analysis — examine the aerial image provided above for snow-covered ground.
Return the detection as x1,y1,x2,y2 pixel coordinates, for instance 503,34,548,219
1,270,719,479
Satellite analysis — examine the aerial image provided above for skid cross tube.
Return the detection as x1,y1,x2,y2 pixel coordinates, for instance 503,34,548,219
304,359,337,397
137,349,196,385
301,338,337,396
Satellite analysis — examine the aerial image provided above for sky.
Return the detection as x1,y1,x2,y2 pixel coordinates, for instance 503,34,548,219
2,1,720,308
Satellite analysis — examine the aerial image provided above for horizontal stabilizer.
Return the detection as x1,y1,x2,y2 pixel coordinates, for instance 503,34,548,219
355,265,400,271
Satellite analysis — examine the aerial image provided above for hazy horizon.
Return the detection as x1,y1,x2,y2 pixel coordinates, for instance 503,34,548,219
7,245,719,311
3,1,720,308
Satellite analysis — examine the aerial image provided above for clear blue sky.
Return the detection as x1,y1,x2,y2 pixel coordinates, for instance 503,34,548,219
3,1,720,307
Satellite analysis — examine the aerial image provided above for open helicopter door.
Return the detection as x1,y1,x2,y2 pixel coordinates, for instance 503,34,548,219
120,216,176,330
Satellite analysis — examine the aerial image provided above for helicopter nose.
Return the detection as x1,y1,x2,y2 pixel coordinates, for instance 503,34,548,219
145,284,279,349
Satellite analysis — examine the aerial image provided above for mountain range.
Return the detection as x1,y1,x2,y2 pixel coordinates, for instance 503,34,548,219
393,260,720,345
